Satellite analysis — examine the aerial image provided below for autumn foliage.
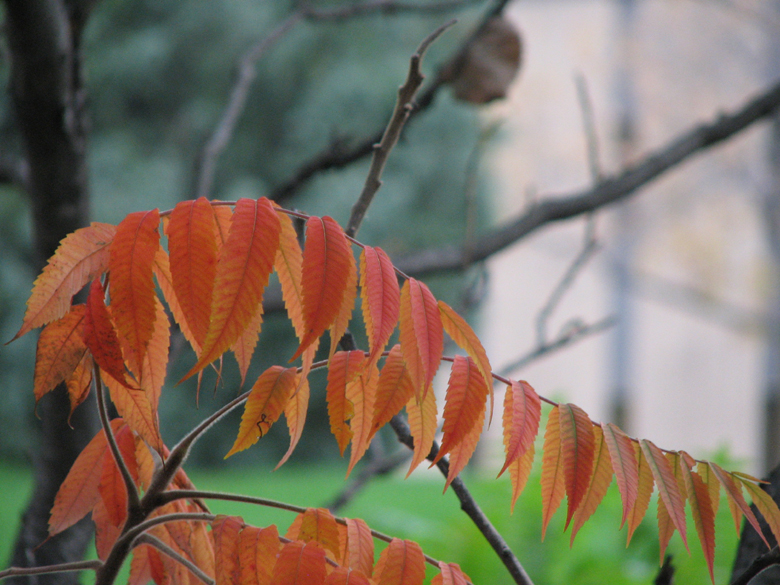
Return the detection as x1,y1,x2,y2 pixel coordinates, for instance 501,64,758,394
8,197,780,584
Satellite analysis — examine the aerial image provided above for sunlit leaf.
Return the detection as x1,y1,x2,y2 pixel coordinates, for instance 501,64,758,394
327,350,365,456
399,278,443,400
540,406,564,540
360,246,400,363
33,305,87,402
558,403,595,529
602,423,638,528
405,386,437,477
499,380,541,478
373,538,425,585
570,425,613,544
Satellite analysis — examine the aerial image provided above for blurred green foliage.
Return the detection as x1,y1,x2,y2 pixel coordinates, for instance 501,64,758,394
0,0,490,463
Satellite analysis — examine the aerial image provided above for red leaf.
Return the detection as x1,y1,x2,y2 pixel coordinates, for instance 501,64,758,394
83,279,133,389
326,568,371,585
432,562,469,585
347,362,380,476
231,302,264,386
139,296,170,431
498,380,541,478
103,363,162,454
507,442,535,513
167,198,219,348
274,207,306,342
49,419,125,536
98,424,138,528
369,345,415,446
184,198,280,380
540,406,565,540
640,440,688,549
373,539,425,585
277,368,312,469
212,515,244,585
433,356,488,467
227,366,298,458
293,216,353,361
601,423,638,529
329,244,357,359
438,300,493,421
444,387,485,492
360,246,400,363
33,305,87,402
271,540,327,585
66,353,93,418
239,524,279,585
109,209,160,374
679,456,716,582
405,386,437,477
93,498,121,561
399,278,443,399
569,425,613,544
153,246,200,353
327,350,365,456
345,518,374,578
13,222,116,341
627,442,655,546
558,403,595,529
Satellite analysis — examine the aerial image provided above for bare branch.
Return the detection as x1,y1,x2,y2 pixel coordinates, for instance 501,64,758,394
269,0,514,204
388,415,535,585
397,77,780,277
731,546,780,585
132,534,214,585
0,561,102,582
346,19,456,237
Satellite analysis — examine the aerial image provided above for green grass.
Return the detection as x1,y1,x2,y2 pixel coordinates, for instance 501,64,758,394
2,459,742,584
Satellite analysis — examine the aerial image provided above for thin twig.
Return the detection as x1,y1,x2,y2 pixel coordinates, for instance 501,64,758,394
499,316,616,377
575,73,602,183
270,0,514,204
388,415,535,585
116,512,217,553
194,11,304,200
94,364,141,514
346,19,456,237
306,0,485,20
731,546,780,585
0,560,102,581
133,534,215,585
397,77,780,277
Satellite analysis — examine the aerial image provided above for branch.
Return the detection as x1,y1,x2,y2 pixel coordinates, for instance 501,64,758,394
0,561,102,582
269,0,513,204
397,77,780,277
132,534,214,585
388,415,534,585
731,547,780,585
345,18,456,237
305,0,485,20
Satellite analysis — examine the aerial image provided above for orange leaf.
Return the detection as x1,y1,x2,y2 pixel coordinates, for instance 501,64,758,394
373,538,425,585
405,386,437,477
93,498,121,561
49,419,125,536
139,296,170,432
103,367,162,454
737,477,780,547
431,562,469,585
360,246,400,363
128,544,155,585
695,460,721,519
83,279,134,389
444,385,485,492
437,300,493,422
167,198,219,348
239,524,280,585
327,350,365,456
558,403,595,529
329,245,357,359
640,440,688,549
98,424,138,528
153,246,200,354
33,305,87,402
347,362,380,476
601,423,638,528
13,222,116,341
540,406,565,540
184,198,280,380
274,207,306,342
277,367,312,469
570,425,613,544
66,352,94,418
226,366,298,458
657,497,676,564
271,540,327,585
369,345,415,445
231,302,264,387
507,442,535,513
679,457,716,582
345,518,374,578
293,216,353,361
212,515,244,585
109,209,160,374
399,279,443,399
709,462,767,544
326,568,371,585
626,442,655,545
498,380,541,478
288,508,341,560
433,356,488,466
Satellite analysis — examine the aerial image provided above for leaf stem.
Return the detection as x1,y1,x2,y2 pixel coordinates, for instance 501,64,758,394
0,560,103,581
133,534,215,585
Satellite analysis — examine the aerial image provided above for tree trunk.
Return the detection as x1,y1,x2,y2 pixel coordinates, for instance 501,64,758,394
4,1,99,582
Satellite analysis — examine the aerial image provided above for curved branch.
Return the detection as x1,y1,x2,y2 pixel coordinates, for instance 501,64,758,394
397,77,780,277
731,547,780,585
